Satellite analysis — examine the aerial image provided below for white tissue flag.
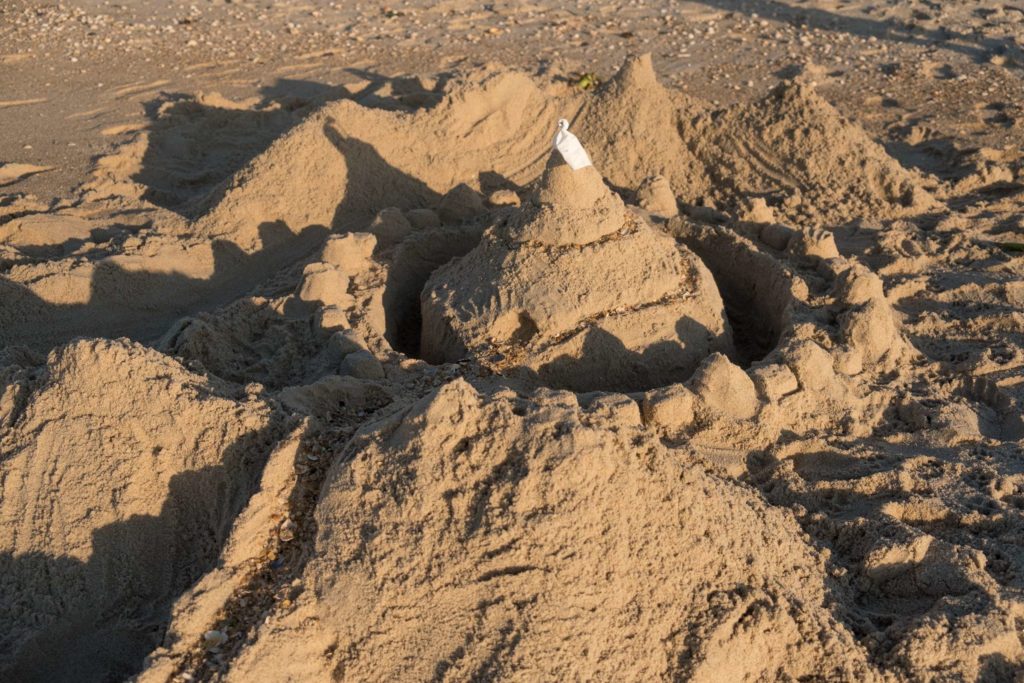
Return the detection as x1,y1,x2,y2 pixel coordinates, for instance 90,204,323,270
553,118,593,170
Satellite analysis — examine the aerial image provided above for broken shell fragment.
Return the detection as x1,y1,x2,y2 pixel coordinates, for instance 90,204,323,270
203,630,228,650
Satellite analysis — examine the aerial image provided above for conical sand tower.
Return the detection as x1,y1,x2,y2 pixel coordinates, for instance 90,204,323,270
420,153,733,392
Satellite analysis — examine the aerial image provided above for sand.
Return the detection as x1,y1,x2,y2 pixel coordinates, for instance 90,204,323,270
0,339,289,680
2,2,1024,680
420,161,733,391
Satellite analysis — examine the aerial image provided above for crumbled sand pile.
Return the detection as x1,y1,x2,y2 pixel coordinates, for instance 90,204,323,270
574,53,712,202
420,159,732,391
690,80,937,222
216,380,874,681
0,339,287,681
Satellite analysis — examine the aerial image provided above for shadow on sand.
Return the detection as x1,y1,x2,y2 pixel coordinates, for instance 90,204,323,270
692,0,1022,66
1,83,466,353
0,419,286,683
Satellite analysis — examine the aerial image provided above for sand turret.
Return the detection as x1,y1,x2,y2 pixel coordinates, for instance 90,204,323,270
420,155,733,391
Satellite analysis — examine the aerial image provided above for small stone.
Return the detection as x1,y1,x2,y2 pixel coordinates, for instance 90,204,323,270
203,630,228,650
487,189,521,207
278,519,297,542
342,350,385,379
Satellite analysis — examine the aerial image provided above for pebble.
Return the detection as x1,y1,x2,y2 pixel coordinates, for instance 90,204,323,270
203,630,228,650
278,519,297,542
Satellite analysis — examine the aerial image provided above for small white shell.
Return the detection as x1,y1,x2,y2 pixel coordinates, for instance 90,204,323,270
203,630,228,650
279,519,297,542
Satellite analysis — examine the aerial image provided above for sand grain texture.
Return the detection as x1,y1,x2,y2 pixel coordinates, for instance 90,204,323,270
222,380,875,682
0,24,1022,682
0,339,287,681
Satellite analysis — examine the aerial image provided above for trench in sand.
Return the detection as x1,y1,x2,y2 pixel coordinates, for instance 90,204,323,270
378,211,788,380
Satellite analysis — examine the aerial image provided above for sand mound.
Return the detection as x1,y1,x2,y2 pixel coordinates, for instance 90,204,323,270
0,66,567,352
0,339,287,681
420,160,732,391
692,81,936,222
219,379,873,681
82,92,300,218
0,55,937,355
190,66,567,252
575,53,711,202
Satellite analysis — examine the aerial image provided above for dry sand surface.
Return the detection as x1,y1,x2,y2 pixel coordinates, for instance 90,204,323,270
2,0,1024,681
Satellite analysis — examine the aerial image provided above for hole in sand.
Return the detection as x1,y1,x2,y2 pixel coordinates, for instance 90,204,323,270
381,226,484,358
707,267,784,366
674,225,792,367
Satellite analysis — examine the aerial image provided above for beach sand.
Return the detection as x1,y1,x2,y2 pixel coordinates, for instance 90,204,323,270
2,1,1024,680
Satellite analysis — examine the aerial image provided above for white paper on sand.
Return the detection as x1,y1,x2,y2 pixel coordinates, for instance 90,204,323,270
552,118,593,170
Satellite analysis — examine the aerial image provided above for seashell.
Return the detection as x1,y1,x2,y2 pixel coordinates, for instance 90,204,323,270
203,630,228,650
279,519,297,542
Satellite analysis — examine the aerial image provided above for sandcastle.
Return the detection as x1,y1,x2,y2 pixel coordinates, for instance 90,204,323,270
420,150,734,392
5,51,1021,683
